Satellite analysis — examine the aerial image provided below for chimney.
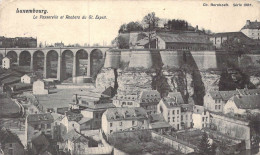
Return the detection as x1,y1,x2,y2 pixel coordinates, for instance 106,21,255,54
246,20,251,26
75,94,79,104
196,25,198,31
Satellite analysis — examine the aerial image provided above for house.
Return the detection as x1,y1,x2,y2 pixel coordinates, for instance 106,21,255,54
241,20,260,40
156,32,213,50
224,94,260,115
113,90,161,114
60,111,93,137
71,91,115,130
0,127,25,155
2,57,11,69
209,32,257,49
192,105,210,129
148,113,171,134
21,73,37,84
33,79,48,95
61,129,99,154
204,88,260,113
157,92,193,130
101,107,149,135
25,113,54,145
29,132,57,155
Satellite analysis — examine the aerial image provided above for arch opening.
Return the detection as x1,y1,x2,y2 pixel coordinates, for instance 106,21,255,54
33,51,45,78
6,51,18,64
19,51,31,66
75,49,88,76
61,50,73,82
90,49,104,77
46,50,58,79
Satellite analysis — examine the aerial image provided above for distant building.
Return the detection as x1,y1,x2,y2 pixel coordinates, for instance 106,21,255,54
241,20,260,40
61,129,99,154
209,32,256,49
25,113,54,145
224,94,260,115
21,73,37,84
101,107,149,135
0,127,25,155
2,57,11,69
0,36,37,48
54,42,64,47
192,105,210,129
204,88,260,113
60,111,92,136
148,113,171,134
156,32,213,50
33,79,49,95
113,90,161,114
157,92,193,130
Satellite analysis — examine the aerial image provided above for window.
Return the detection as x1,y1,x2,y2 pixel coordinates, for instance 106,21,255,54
172,117,175,122
177,110,179,114
9,143,12,148
202,117,205,121
119,129,122,131
110,130,113,133
218,105,221,110
132,121,135,125
172,110,175,115
110,123,113,127
181,115,183,121
186,115,188,120
120,122,122,126
96,113,99,119
215,105,217,110
47,124,51,129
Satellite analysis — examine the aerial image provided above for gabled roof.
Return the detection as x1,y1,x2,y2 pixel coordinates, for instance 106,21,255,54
167,92,185,104
0,127,23,146
149,113,171,129
232,95,260,109
27,113,54,123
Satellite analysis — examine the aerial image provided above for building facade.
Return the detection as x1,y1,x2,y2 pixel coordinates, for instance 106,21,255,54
2,57,11,69
241,20,260,40
101,107,149,135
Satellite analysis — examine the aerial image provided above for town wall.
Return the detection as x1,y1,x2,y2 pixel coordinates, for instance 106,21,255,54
210,113,251,149
104,49,240,70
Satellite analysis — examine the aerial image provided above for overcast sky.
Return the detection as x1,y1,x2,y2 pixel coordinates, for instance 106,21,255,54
0,0,259,46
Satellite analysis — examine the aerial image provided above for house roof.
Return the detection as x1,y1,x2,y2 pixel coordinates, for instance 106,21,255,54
232,95,260,109
157,32,211,44
27,113,54,123
31,132,51,155
211,32,256,45
102,86,114,97
65,111,83,122
0,127,23,146
241,21,260,29
104,107,148,121
78,117,92,125
167,92,185,104
149,113,171,129
63,129,95,144
209,88,260,101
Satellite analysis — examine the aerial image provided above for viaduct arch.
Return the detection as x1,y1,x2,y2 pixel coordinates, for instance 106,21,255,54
0,47,111,83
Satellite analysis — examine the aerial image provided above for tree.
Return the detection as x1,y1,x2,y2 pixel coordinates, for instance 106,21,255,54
142,12,160,48
117,35,129,49
118,22,143,33
197,132,212,155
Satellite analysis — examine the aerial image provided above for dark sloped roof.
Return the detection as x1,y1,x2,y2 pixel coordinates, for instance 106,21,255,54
212,32,256,45
233,95,260,109
0,127,23,146
27,113,54,122
241,21,260,29
104,107,147,121
149,113,171,129
157,32,211,44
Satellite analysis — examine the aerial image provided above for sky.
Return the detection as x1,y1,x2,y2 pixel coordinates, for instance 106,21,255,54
0,0,259,46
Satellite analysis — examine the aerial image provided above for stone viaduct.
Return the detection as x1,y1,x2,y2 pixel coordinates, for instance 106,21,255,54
0,47,111,83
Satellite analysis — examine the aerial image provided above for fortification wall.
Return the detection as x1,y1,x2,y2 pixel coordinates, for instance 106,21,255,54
190,51,217,70
104,49,121,69
160,50,183,68
120,50,132,63
210,113,251,149
128,50,153,68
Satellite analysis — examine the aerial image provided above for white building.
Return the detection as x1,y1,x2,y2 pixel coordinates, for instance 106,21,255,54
224,94,260,115
192,105,210,129
241,20,260,40
101,107,149,136
33,79,49,95
21,74,37,84
157,92,193,130
113,90,161,114
2,57,11,69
